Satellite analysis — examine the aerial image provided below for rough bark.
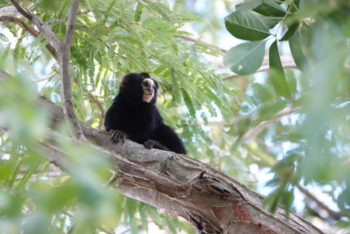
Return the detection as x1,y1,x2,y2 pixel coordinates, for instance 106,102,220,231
34,96,324,234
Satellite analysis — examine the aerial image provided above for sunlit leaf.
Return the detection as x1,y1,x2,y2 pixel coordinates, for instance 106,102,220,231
224,41,266,75
224,11,271,41
253,0,287,17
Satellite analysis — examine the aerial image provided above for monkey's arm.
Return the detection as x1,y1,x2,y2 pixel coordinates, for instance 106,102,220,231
104,103,127,143
151,124,187,154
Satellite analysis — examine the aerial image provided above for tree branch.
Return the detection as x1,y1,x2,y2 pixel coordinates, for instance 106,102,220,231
0,15,58,60
240,106,299,142
32,96,325,234
34,71,59,82
58,0,85,141
0,13,104,128
296,184,349,221
175,35,227,53
9,0,61,49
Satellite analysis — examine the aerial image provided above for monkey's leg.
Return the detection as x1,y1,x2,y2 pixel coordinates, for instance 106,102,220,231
143,139,170,151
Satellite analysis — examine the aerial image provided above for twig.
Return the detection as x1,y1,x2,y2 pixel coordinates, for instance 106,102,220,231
35,71,59,82
240,106,298,142
175,35,227,53
46,18,89,30
0,15,58,60
9,0,61,49
28,0,39,10
296,184,349,221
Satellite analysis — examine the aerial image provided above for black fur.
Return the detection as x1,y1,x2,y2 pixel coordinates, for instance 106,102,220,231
104,73,187,154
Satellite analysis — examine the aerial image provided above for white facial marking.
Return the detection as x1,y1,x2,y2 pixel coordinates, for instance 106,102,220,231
142,78,154,103
144,78,154,87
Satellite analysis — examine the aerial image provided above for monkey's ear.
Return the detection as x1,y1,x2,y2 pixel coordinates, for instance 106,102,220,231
121,74,129,87
140,72,150,79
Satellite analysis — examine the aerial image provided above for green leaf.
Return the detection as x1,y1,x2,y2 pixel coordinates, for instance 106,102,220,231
289,31,309,72
224,41,266,75
280,22,299,41
281,189,294,219
0,45,10,70
7,159,23,188
181,89,196,119
16,161,41,190
253,0,287,17
138,203,148,233
269,40,285,75
125,197,137,221
260,16,282,28
0,33,9,42
224,11,271,41
134,2,144,22
269,40,292,99
268,70,292,99
146,205,163,228
235,0,263,11
170,68,181,103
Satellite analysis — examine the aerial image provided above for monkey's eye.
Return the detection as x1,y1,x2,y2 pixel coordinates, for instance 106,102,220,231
142,78,155,87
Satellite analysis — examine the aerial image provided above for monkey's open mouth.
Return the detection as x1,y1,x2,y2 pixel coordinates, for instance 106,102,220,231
143,92,153,102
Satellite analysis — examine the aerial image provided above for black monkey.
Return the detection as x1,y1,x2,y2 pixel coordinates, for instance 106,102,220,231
104,73,187,154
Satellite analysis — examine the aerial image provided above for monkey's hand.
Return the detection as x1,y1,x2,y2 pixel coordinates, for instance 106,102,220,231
143,139,169,151
110,130,127,143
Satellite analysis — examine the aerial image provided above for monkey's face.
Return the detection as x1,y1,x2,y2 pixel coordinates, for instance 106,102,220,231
142,78,155,103
120,73,158,105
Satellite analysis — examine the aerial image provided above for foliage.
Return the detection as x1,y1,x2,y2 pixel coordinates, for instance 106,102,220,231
223,0,350,223
0,0,242,233
1,0,350,233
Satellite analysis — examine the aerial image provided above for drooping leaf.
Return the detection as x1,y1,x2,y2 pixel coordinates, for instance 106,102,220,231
224,11,271,41
0,44,10,70
280,22,299,41
269,40,285,75
181,89,196,119
269,40,292,99
224,41,266,75
170,68,181,103
138,203,149,233
289,30,309,72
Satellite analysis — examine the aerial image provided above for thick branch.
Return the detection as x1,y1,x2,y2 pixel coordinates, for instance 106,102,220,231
34,96,324,234
57,0,85,141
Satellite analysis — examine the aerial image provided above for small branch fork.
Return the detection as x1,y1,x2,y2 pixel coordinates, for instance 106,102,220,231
9,0,85,141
